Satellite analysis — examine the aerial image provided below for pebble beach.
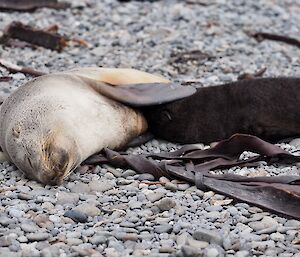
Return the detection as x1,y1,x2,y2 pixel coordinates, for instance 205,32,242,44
0,0,299,256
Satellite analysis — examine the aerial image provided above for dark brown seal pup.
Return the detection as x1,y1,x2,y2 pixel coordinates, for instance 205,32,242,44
144,77,300,144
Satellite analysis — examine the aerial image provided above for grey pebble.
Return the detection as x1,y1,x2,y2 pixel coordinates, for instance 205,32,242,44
27,233,50,242
193,228,223,246
285,219,300,227
89,179,116,192
20,223,39,233
181,245,202,257
74,203,101,216
235,250,250,257
204,247,221,257
56,192,79,205
154,224,173,234
138,173,155,181
69,182,90,194
146,191,165,202
187,238,209,249
270,232,285,241
164,182,178,191
156,197,176,211
248,216,278,231
41,246,60,257
8,209,24,219
64,210,88,223
121,169,136,178
115,232,138,241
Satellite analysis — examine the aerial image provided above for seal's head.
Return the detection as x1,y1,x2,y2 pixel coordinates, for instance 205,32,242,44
6,124,81,185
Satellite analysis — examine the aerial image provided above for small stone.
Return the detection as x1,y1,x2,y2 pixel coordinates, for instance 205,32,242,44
64,210,88,223
203,191,215,199
289,138,300,148
115,233,138,241
0,236,12,247
119,221,136,228
205,205,223,212
146,191,165,202
284,219,300,227
156,197,176,211
89,180,116,192
105,247,118,257
8,208,24,218
164,182,178,191
49,215,61,223
121,169,136,178
0,216,14,226
248,216,278,231
154,224,173,234
17,236,28,243
187,238,209,249
41,246,60,257
227,207,239,216
69,182,90,193
181,245,202,257
235,250,250,257
20,223,39,233
33,214,53,229
138,174,155,181
159,246,175,253
251,240,275,250
205,247,220,257
159,177,170,183
193,228,223,245
17,193,33,200
27,233,50,242
270,232,285,241
67,238,83,245
74,203,101,216
56,192,79,205
176,232,190,246
89,235,107,245
177,183,191,191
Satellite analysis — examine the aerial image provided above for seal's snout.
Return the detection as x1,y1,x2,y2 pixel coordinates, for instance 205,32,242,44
39,142,74,185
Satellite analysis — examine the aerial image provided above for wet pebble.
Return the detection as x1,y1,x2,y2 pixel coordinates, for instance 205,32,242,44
64,210,88,223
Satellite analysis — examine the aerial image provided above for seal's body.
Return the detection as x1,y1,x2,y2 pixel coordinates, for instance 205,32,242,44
145,77,300,143
0,68,194,185
0,73,148,184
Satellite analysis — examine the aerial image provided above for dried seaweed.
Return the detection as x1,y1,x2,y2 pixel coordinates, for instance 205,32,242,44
168,49,211,74
0,76,12,82
248,31,300,49
85,134,300,219
0,0,70,11
0,59,46,77
238,67,267,80
0,21,68,51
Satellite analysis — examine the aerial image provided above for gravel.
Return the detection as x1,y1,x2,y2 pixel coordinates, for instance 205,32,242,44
0,0,300,256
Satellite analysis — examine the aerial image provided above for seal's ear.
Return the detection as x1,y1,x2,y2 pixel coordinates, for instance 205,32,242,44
63,68,196,107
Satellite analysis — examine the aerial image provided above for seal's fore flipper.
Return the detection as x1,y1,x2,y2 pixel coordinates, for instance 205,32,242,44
64,68,196,107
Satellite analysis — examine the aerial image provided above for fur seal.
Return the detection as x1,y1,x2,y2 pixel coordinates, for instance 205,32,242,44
144,77,300,144
0,68,195,185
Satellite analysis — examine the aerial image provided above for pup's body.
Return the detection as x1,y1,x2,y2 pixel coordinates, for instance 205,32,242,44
145,77,300,143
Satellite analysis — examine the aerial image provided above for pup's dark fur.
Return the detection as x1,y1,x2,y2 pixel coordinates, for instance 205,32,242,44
145,77,300,143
